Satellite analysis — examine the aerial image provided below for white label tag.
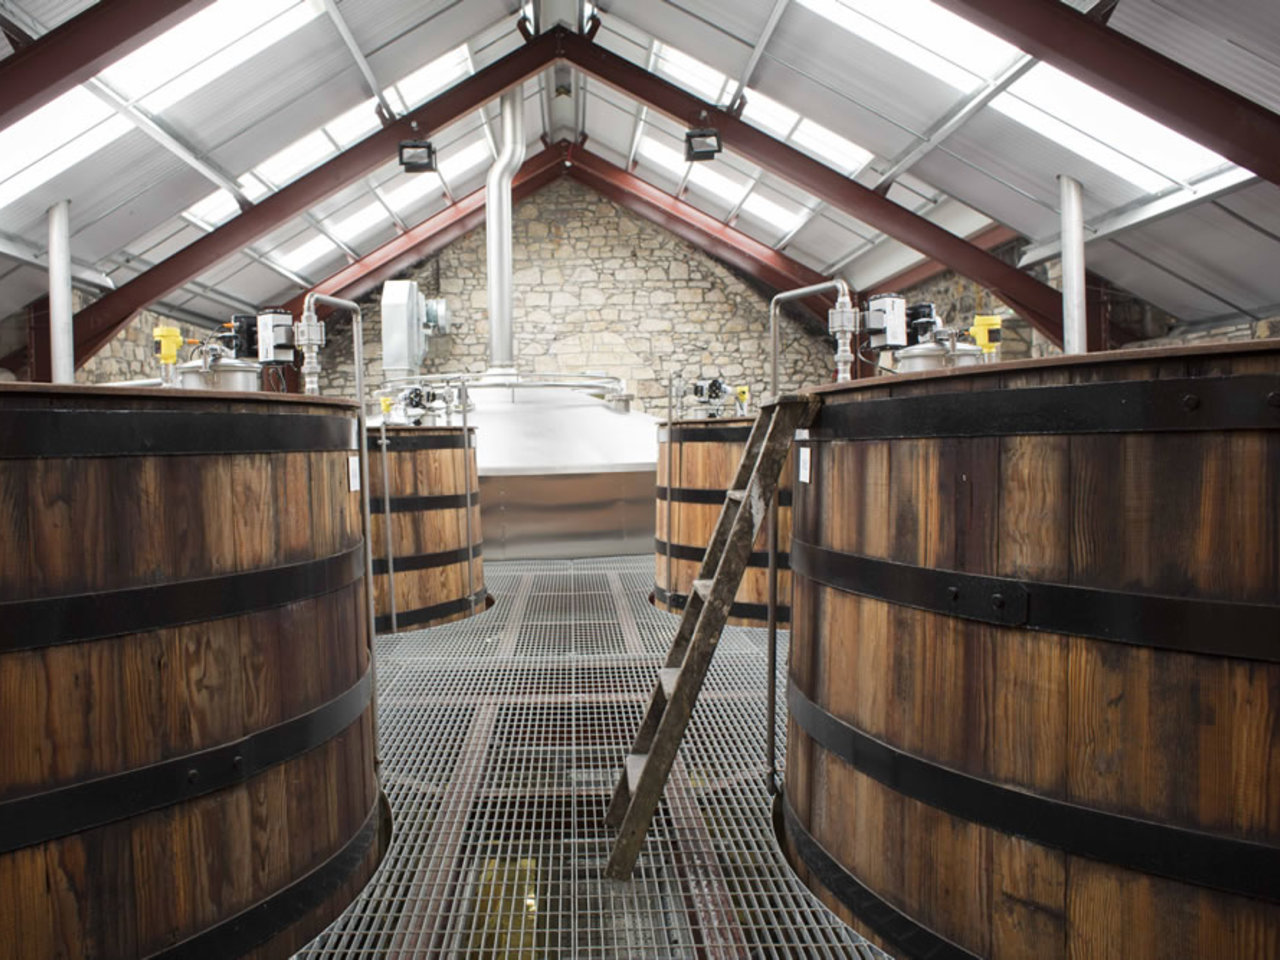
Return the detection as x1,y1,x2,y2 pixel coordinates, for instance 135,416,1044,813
348,455,361,492
798,447,811,484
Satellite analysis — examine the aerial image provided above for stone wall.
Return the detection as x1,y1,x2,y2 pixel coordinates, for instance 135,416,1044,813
895,245,1058,361
77,304,206,384
319,177,836,410
0,289,206,383
1126,315,1280,348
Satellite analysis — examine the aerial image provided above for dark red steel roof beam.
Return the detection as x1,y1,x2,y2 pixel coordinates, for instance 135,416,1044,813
867,224,1019,297
0,0,219,132
930,0,1280,189
71,29,562,366
558,30,1064,343
283,147,567,315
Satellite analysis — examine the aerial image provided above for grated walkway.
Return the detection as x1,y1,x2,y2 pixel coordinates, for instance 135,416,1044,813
298,555,885,959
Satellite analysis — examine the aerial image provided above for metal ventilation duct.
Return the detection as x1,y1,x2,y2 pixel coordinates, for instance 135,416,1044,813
485,89,525,370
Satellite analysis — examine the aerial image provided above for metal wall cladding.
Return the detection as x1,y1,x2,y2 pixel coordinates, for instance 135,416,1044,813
1101,196,1280,322
20,0,95,30
1111,0,1280,116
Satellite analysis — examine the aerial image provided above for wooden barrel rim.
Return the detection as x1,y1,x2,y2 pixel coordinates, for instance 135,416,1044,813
805,337,1280,395
2,544,363,651
375,587,488,633
790,537,1278,661
785,681,1280,905
783,796,977,960
0,381,359,406
653,584,789,623
1,667,373,854
147,794,388,960
0,407,359,458
811,374,1280,439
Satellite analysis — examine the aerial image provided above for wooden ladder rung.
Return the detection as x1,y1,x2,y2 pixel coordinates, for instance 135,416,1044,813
625,753,647,794
657,667,680,700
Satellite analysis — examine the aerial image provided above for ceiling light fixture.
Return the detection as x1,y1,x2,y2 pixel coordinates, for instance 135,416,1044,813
685,128,722,162
399,140,437,172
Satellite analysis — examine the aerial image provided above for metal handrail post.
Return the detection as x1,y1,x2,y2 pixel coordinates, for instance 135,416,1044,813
460,381,477,614
764,279,851,793
378,419,397,633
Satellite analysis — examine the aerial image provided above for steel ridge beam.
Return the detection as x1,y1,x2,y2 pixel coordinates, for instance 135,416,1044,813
0,0,218,132
867,224,1020,297
557,30,1064,343
71,29,562,367
564,143,837,319
929,0,1280,189
282,147,567,315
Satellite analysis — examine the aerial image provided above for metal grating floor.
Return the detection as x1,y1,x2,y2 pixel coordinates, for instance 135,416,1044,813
298,555,885,959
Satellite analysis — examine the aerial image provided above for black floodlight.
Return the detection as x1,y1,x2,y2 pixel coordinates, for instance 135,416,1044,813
684,127,722,162
399,140,437,173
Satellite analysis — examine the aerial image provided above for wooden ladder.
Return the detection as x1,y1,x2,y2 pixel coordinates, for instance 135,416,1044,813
604,393,820,879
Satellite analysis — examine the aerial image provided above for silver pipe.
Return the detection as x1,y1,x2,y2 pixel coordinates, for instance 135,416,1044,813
1059,174,1088,354
460,381,477,614
47,199,74,383
485,89,526,370
378,419,397,634
303,292,379,764
764,277,851,793
768,278,852,397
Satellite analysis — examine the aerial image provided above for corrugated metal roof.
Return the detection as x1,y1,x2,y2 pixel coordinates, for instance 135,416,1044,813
1,0,1278,333
1109,0,1280,116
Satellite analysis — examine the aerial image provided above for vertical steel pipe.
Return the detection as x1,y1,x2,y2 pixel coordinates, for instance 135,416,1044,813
1059,174,1087,355
486,89,526,369
47,199,74,383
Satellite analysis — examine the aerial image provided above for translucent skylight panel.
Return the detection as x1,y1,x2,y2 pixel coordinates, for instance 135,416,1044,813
329,201,388,242
0,87,114,184
742,193,803,233
255,130,337,186
741,88,799,138
185,174,269,226
637,136,686,174
0,112,132,211
654,42,730,104
101,0,322,113
1003,63,1230,185
795,0,1018,92
687,163,750,206
391,45,472,111
325,100,380,148
438,140,492,182
791,118,873,175
276,233,336,273
384,175,443,212
990,94,1168,192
